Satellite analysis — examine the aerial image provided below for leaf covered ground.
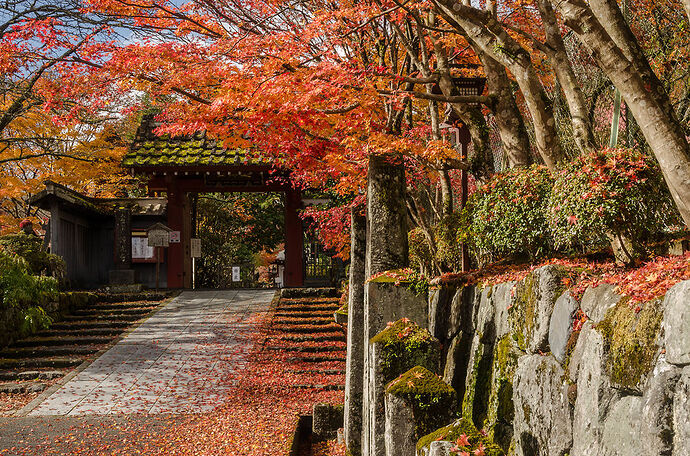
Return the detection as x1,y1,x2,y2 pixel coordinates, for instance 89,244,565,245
1,297,345,455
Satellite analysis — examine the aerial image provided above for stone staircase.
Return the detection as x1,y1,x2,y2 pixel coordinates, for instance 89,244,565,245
0,295,167,402
268,292,347,391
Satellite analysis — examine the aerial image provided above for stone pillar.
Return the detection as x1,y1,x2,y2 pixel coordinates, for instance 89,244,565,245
362,154,411,456
344,206,366,456
364,315,436,456
384,367,457,456
109,207,135,285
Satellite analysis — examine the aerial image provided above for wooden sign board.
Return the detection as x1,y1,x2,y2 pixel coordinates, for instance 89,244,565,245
190,238,202,258
146,222,172,248
147,231,169,248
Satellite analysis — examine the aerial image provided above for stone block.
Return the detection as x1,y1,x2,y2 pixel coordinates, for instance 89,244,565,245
109,269,135,285
548,291,579,363
513,354,572,456
640,360,680,456
365,318,440,456
385,366,456,456
580,283,621,324
415,418,504,456
673,366,690,456
429,285,456,342
510,265,565,354
313,403,344,441
572,326,620,456
363,281,429,456
663,280,690,365
601,396,642,456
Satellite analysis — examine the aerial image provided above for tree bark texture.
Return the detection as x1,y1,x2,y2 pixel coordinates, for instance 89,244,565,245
432,1,566,170
556,0,690,227
536,0,596,154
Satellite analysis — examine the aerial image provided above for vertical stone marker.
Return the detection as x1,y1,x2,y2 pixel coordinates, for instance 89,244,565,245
384,366,456,456
365,317,438,456
361,153,413,456
344,207,366,456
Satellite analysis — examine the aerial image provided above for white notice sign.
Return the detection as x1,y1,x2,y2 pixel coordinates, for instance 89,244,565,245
190,238,201,258
232,266,241,282
169,231,181,243
132,238,154,259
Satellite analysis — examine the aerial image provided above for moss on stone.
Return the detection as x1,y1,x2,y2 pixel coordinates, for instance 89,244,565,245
485,336,520,449
387,366,457,438
370,318,441,382
416,418,504,455
462,340,493,429
597,297,664,391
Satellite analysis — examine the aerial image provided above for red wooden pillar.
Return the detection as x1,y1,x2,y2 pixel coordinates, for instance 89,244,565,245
167,180,185,288
284,188,304,287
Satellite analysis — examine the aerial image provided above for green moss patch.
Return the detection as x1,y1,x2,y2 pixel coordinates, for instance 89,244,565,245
596,297,663,391
371,318,441,382
416,418,504,455
485,336,520,449
386,366,457,438
368,269,429,296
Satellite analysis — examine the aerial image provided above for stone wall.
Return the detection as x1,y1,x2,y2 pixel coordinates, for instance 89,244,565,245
421,266,690,455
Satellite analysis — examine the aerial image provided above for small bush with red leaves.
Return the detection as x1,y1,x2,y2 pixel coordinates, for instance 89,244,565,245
547,148,681,256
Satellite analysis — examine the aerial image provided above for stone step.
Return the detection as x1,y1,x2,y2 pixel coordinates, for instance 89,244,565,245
290,355,347,363
0,370,65,382
95,292,169,303
0,381,47,394
277,305,340,312
279,288,338,298
0,357,83,369
12,336,112,348
62,313,143,322
37,327,123,338
275,311,335,318
49,321,130,330
272,326,344,334
272,318,334,325
275,334,346,342
292,384,345,391
90,302,161,311
285,369,345,375
71,307,153,317
0,345,99,359
265,345,345,353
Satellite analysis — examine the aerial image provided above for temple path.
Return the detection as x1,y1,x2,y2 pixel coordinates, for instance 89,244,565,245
26,289,274,416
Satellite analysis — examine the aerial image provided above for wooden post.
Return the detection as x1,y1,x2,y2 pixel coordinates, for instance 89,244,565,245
284,188,305,287
155,246,160,292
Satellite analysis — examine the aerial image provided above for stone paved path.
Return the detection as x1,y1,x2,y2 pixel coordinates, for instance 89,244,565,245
27,289,274,416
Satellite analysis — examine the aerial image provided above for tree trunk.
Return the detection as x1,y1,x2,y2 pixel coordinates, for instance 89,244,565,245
432,1,566,170
556,0,690,227
536,0,596,154
480,52,532,167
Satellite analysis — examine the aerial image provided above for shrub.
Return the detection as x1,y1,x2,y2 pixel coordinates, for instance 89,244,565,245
0,250,59,309
468,165,554,261
547,148,681,259
0,233,65,279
